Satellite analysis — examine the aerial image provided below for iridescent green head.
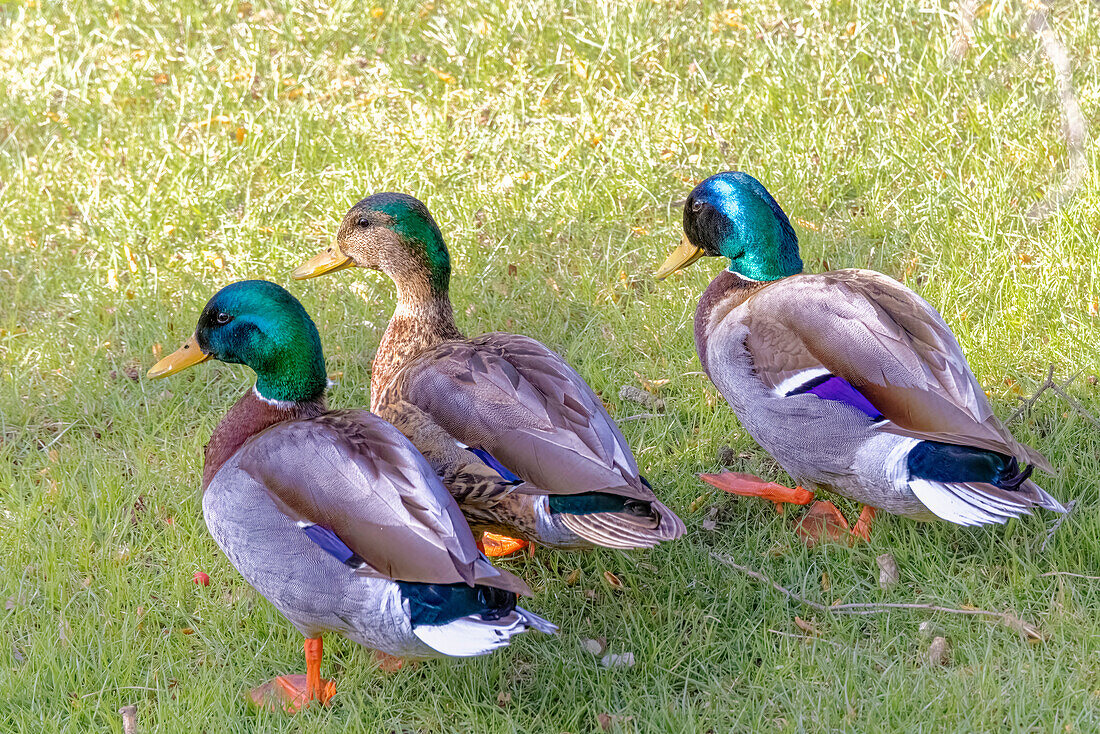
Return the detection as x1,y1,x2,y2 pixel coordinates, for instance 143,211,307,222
655,171,803,282
148,280,327,403
293,192,451,295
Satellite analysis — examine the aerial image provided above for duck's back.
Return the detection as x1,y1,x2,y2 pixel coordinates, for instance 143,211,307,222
378,332,651,499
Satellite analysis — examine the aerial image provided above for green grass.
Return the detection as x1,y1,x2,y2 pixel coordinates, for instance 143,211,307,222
2,0,1100,731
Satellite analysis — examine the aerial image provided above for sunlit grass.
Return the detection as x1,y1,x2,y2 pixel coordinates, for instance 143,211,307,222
1,0,1099,731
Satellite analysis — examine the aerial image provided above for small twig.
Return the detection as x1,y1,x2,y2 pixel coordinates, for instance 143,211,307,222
1040,498,1076,552
711,552,1016,620
706,124,733,165
1040,570,1100,581
1008,365,1098,429
618,413,663,423
1026,7,1088,221
1049,384,1100,430
1008,365,1057,423
767,629,847,651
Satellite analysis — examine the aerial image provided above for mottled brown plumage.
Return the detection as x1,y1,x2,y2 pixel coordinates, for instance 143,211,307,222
295,193,685,549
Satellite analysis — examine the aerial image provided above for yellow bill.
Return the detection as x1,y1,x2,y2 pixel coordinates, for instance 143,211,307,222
147,335,211,379
291,247,355,280
654,235,706,280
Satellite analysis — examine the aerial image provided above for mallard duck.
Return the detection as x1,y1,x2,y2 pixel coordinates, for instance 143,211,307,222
147,280,555,713
292,193,685,555
654,171,1064,539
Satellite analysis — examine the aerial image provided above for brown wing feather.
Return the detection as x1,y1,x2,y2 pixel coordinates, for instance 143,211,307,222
387,333,652,500
743,269,1052,471
237,410,530,595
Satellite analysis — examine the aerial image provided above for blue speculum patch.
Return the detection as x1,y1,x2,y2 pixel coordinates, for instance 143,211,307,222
302,523,358,565
467,446,522,482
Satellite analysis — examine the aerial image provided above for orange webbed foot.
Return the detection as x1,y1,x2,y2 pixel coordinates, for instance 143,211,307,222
478,532,529,557
699,472,814,513
248,674,336,714
850,505,876,543
795,502,876,547
373,650,412,673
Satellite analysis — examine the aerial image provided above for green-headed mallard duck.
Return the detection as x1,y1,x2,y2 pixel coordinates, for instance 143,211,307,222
654,171,1064,540
292,194,685,555
148,280,555,713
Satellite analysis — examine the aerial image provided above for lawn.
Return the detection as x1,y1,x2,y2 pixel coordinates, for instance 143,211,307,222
2,0,1099,731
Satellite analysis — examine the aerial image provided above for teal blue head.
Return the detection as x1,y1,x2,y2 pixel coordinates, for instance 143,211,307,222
655,171,803,282
148,280,327,403
293,192,451,295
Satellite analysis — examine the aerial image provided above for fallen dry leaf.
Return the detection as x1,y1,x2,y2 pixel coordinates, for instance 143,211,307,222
927,636,950,666
876,553,900,589
794,616,819,635
634,371,670,393
600,652,635,668
580,638,604,655
602,571,624,590
1001,612,1044,642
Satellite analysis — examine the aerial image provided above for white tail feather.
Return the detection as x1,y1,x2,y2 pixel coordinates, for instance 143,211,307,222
910,479,1026,526
413,607,557,657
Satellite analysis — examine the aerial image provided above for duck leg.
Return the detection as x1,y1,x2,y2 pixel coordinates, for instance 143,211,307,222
373,650,409,672
249,637,337,714
477,531,529,557
795,502,876,546
699,472,814,513
700,473,876,544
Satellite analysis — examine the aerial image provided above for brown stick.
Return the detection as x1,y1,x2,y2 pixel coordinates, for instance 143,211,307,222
711,552,1007,617
1008,365,1098,431
1040,571,1100,581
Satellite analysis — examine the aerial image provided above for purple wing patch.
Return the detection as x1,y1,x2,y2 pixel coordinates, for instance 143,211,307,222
301,523,356,564
787,373,883,421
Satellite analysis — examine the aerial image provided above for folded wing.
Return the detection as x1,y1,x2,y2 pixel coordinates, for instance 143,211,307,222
237,410,530,596
742,269,1051,472
388,333,652,499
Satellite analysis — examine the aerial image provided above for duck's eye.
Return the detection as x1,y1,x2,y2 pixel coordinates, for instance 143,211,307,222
356,216,371,228
215,312,232,325
692,200,704,212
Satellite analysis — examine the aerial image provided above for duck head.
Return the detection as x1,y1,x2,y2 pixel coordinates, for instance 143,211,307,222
655,171,803,282
148,280,327,403
292,192,451,295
